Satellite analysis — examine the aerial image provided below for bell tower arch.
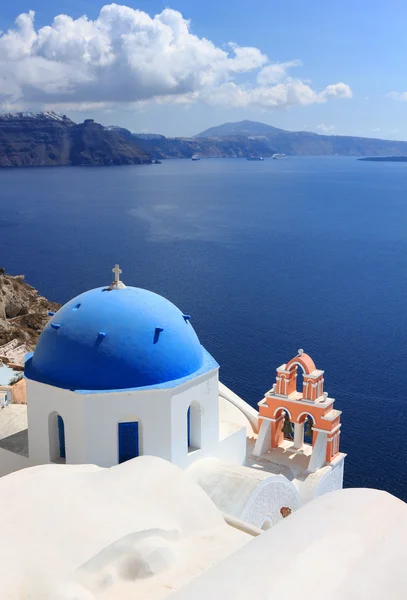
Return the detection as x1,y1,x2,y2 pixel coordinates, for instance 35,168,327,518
254,350,342,473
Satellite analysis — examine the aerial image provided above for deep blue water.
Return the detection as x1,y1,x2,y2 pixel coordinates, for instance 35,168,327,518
1,157,407,499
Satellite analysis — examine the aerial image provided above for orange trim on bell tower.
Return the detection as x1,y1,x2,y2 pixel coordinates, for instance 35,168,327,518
257,350,342,465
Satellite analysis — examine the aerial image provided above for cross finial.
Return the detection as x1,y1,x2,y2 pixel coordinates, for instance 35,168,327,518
108,264,126,290
298,348,304,356
113,264,122,283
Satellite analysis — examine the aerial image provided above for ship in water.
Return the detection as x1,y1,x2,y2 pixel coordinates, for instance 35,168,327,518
191,154,200,161
272,153,287,160
247,156,264,161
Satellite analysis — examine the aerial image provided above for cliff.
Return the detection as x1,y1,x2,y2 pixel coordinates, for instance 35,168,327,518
127,132,272,159
0,112,73,167
123,121,407,158
0,268,60,351
3,114,407,163
68,119,151,166
0,113,151,167
192,120,407,157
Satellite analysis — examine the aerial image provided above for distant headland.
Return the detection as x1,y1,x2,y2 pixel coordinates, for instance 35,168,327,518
2,114,407,167
358,156,407,162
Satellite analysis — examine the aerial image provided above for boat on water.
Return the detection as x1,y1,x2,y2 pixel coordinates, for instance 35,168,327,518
247,156,264,161
272,153,287,160
191,154,200,161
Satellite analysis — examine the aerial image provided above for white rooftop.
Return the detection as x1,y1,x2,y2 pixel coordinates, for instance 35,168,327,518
172,487,407,600
0,456,249,600
0,458,405,599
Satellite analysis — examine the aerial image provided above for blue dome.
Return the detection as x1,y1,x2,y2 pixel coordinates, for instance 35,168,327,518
26,286,205,391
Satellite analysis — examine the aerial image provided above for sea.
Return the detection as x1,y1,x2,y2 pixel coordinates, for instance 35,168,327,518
1,156,407,500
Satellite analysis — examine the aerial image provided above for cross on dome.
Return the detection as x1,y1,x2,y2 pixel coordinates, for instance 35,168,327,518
113,264,122,282
109,264,126,290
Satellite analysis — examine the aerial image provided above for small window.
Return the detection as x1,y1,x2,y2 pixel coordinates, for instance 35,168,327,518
49,411,66,463
58,416,66,459
187,401,202,451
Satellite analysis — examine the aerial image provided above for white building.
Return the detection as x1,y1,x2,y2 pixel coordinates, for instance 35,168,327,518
0,266,346,529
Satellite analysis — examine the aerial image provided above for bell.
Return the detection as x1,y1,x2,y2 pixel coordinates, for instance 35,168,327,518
304,418,313,441
282,415,294,439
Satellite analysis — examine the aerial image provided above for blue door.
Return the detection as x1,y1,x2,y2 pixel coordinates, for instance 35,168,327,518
58,415,66,459
118,422,139,463
187,407,191,447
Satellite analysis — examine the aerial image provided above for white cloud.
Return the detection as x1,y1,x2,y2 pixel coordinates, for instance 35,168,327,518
205,81,351,109
316,124,336,134
387,91,407,101
227,43,268,73
0,101,24,113
43,102,110,112
319,83,352,100
257,59,302,85
0,5,352,111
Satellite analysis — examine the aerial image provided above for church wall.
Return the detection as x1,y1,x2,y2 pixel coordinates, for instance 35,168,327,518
314,458,345,498
25,366,247,471
170,371,221,468
26,370,222,469
26,379,87,464
214,428,247,466
292,456,345,504
83,388,173,466
182,428,247,471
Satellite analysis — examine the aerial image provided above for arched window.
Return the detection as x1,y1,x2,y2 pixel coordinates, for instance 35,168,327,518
281,410,294,441
303,416,314,445
187,401,202,452
298,413,315,445
296,367,305,394
118,420,141,463
49,411,66,463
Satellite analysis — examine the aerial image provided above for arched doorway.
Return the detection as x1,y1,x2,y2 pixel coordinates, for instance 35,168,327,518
49,411,66,463
118,420,140,464
187,401,202,452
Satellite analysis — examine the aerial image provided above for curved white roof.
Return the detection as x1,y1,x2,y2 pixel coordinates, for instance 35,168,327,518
172,487,407,600
0,456,248,599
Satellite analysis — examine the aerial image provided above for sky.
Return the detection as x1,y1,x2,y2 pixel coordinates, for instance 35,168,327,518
0,0,407,138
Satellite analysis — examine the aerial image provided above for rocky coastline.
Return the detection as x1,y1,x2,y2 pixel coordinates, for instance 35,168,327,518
0,113,151,167
3,114,407,166
0,268,60,351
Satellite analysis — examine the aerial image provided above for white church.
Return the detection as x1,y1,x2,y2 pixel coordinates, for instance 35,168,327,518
0,265,406,600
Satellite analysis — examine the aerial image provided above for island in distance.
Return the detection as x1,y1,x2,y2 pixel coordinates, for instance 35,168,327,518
358,156,407,162
2,113,407,167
